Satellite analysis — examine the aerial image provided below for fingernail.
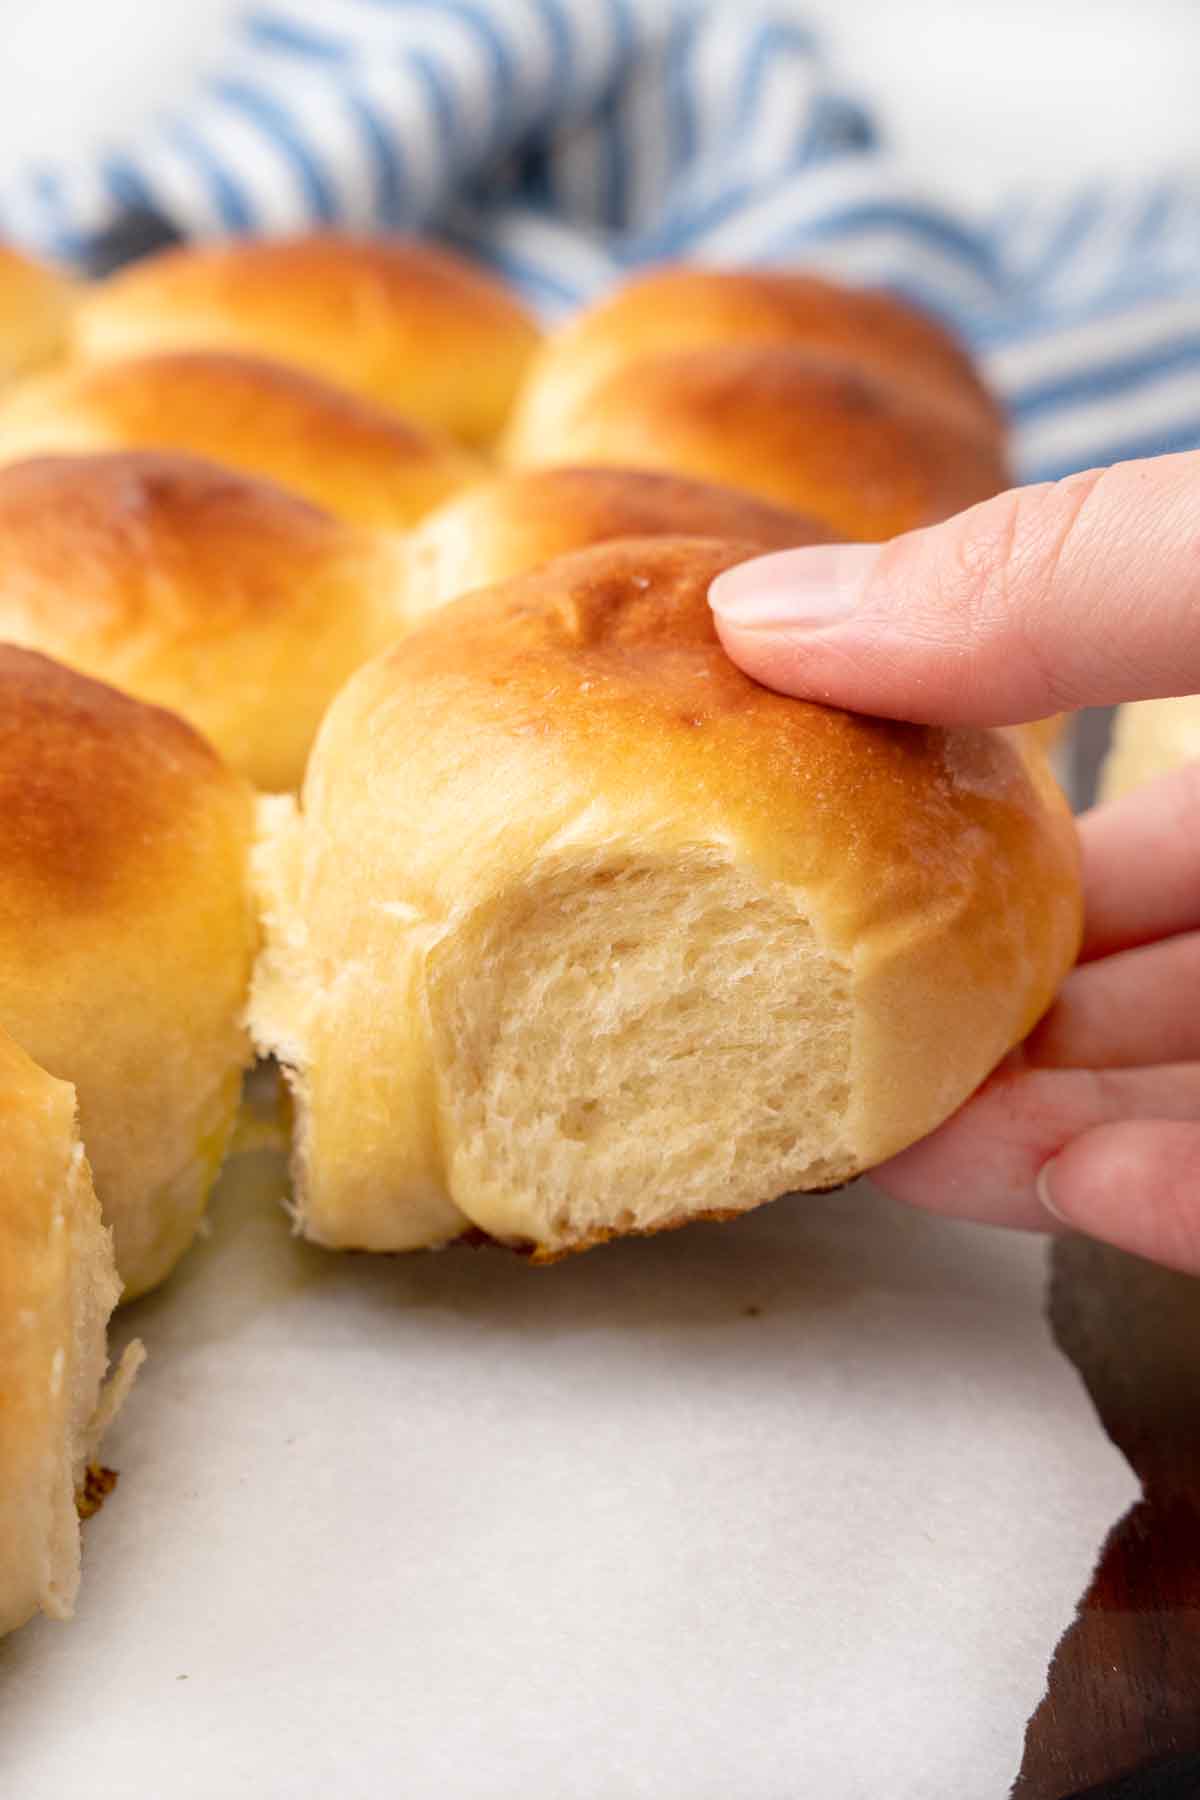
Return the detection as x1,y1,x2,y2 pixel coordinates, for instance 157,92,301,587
709,543,881,630
1036,1157,1069,1224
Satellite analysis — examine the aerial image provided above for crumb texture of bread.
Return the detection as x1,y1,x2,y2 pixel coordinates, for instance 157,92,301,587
0,1027,130,1637
250,538,1082,1259
0,451,407,791
0,351,483,530
0,649,257,1297
427,852,853,1247
72,232,541,445
1100,698,1200,801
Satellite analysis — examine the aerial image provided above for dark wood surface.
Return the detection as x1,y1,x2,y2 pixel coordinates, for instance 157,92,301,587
1016,716,1200,1797
1013,1235,1200,1797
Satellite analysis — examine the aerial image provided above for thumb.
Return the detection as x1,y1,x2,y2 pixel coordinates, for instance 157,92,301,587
709,452,1200,725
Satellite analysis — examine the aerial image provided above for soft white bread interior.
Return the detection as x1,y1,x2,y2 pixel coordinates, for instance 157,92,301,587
0,649,257,1297
400,463,832,620
72,231,541,445
250,538,1082,1260
1100,698,1200,801
0,350,483,530
0,452,407,792
0,1026,141,1638
0,246,74,388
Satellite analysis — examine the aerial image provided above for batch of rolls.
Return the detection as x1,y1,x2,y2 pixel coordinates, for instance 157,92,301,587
0,230,1181,1640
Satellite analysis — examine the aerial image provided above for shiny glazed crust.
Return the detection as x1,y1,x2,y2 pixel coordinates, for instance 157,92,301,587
504,264,1006,459
74,232,541,445
400,464,832,619
0,351,483,530
0,649,257,1296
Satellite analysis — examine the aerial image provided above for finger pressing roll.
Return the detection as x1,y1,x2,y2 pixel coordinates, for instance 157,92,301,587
0,649,256,1297
249,537,1080,1261
510,344,1011,540
504,264,1005,460
709,455,1200,725
0,452,409,792
400,464,832,621
0,350,483,531
72,231,541,446
0,1025,141,1638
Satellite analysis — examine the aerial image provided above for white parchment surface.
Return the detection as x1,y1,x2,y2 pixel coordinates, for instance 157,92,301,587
0,1153,1137,1799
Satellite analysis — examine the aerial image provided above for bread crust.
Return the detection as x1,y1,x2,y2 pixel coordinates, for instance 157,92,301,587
74,232,541,445
0,246,74,386
509,344,1011,539
0,648,256,1296
251,538,1081,1258
0,451,405,790
0,351,482,530
504,264,1005,461
401,464,833,618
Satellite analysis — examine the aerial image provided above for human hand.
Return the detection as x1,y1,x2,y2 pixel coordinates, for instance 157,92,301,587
709,453,1200,1271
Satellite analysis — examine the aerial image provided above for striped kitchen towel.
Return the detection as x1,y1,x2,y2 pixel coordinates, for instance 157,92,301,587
3,0,1198,484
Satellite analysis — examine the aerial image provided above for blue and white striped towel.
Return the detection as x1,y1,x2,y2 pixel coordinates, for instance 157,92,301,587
4,0,1199,484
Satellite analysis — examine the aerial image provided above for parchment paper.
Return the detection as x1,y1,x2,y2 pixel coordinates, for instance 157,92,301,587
0,1151,1137,1799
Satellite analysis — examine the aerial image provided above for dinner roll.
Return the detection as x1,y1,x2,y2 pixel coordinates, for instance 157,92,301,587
0,246,74,387
250,538,1080,1260
0,351,483,530
504,265,1005,459
1100,698,1200,801
0,1026,141,1637
74,232,541,445
0,649,256,1297
1027,716,1068,752
0,452,406,792
509,345,1010,540
401,464,831,619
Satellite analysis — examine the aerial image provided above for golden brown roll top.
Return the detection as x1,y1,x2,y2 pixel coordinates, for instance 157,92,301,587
73,232,541,445
0,457,830,786
505,265,1004,459
0,246,74,387
250,538,1081,1261
400,464,832,620
509,344,1010,540
0,452,406,792
0,649,256,1297
0,350,484,530
0,1026,138,1637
